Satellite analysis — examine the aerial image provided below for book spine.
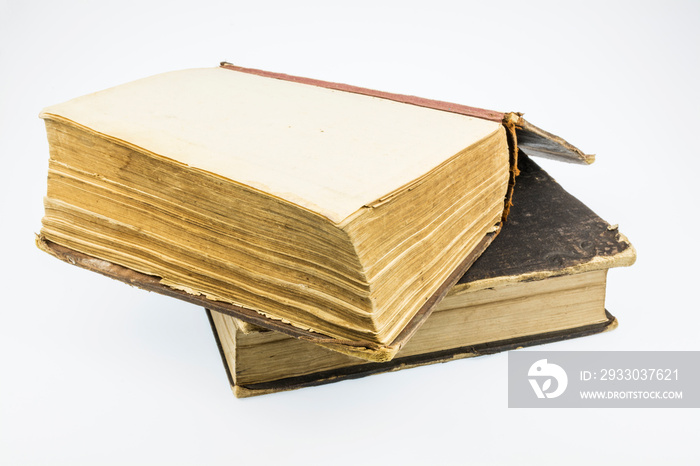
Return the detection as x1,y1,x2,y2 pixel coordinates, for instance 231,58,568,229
219,62,505,122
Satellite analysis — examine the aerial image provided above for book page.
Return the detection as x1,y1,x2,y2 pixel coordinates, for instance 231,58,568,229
40,67,501,223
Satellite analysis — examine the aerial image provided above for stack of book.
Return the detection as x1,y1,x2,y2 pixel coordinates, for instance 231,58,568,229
37,63,635,397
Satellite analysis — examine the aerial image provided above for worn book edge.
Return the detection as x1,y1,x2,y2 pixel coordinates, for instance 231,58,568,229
455,234,636,295
36,232,496,362
206,309,617,398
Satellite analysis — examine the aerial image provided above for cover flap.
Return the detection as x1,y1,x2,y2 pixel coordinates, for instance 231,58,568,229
515,118,594,165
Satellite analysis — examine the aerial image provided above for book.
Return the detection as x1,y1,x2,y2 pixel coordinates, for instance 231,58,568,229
207,155,636,397
37,63,588,361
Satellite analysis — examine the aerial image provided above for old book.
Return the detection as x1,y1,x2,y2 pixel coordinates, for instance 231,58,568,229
208,155,636,397
37,63,588,361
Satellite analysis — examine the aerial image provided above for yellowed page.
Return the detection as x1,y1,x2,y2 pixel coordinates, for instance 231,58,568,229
40,67,501,223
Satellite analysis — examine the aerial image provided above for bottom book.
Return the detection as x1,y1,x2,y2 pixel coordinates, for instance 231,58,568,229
207,156,636,398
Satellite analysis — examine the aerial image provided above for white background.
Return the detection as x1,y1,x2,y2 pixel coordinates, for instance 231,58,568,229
1,1,698,464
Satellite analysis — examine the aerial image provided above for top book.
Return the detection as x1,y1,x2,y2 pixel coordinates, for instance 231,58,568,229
37,63,588,361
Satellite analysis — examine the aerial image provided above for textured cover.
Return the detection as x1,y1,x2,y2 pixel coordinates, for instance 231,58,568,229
458,155,634,286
